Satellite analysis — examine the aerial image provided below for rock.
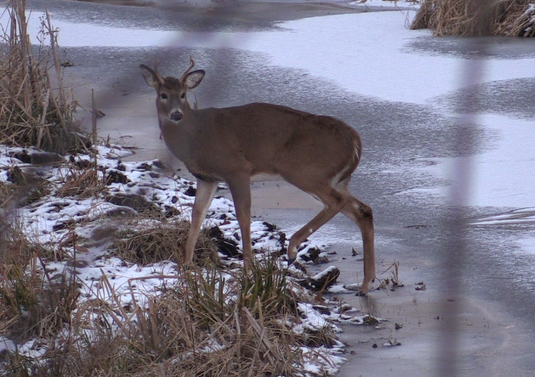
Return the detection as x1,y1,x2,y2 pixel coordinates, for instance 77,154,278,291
298,247,321,262
308,266,340,291
207,226,240,258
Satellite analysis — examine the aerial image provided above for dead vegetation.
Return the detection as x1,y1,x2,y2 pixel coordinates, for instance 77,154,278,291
56,159,105,199
0,244,316,376
411,0,535,37
0,165,50,221
112,222,218,266
0,0,89,154
0,202,342,376
0,154,339,375
0,223,78,348
1,158,345,376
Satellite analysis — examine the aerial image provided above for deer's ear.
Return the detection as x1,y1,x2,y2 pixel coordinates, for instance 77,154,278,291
140,64,164,89
184,70,205,89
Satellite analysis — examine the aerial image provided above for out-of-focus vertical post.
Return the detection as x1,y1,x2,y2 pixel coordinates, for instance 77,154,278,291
437,0,490,376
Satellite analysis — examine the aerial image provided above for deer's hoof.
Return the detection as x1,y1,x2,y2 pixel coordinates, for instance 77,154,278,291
181,263,192,271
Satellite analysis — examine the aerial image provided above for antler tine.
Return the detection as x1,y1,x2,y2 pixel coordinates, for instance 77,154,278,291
150,59,165,85
180,56,195,82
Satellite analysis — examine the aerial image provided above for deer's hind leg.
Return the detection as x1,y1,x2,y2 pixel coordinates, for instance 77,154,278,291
338,181,375,294
286,182,349,263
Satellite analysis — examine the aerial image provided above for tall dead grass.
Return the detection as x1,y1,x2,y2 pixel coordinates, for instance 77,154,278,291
2,258,313,376
0,206,337,376
0,207,328,376
0,0,89,153
411,0,535,37
0,223,79,346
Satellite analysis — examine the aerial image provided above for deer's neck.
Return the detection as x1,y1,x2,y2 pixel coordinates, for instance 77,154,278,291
160,110,198,162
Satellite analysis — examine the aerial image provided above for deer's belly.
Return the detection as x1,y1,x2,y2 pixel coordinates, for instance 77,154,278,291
251,172,283,182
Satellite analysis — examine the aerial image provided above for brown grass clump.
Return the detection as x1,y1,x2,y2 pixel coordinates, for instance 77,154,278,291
0,166,51,218
4,259,309,376
494,0,535,36
112,222,218,266
56,159,105,199
411,0,535,37
0,223,79,345
0,0,89,153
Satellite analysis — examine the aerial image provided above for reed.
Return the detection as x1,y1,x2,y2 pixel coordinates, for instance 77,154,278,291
0,0,89,154
411,0,535,37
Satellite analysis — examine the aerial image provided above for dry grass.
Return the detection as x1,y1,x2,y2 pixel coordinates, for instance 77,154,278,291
494,0,535,36
112,222,218,266
3,166,51,207
411,0,535,37
1,203,337,376
1,258,313,376
0,0,89,153
56,158,105,199
0,223,79,346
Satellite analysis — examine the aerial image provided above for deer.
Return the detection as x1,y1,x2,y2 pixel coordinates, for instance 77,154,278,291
140,58,376,294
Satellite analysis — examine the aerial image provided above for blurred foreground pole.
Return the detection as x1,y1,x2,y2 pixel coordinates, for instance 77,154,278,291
436,0,490,376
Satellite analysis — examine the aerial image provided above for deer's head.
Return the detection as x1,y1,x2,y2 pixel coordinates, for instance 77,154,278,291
140,58,205,124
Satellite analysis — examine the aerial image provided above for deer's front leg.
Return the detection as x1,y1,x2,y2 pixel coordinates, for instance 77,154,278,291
227,176,253,270
184,179,217,265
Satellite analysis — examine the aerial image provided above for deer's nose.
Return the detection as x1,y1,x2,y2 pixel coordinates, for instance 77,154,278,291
170,111,183,122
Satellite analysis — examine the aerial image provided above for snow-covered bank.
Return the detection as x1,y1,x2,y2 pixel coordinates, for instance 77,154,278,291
0,143,380,375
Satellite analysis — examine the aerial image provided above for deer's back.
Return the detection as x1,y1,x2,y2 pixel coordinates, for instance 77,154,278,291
170,103,361,181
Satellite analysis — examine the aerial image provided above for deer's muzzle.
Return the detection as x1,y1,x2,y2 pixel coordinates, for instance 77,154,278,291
170,111,183,122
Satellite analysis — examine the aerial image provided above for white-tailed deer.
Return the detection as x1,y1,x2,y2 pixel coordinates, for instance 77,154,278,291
140,58,376,293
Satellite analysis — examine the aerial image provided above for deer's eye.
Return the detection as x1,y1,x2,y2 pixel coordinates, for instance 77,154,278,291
181,93,186,99
160,93,168,100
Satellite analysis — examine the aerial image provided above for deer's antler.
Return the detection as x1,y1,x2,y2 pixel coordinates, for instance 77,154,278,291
180,56,196,83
